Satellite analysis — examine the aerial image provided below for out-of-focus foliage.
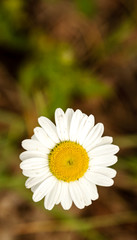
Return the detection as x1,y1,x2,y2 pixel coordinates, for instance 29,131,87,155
0,0,27,48
74,0,97,17
19,37,111,116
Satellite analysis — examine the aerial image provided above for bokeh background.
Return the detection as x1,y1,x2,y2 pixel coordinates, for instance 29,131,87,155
0,0,137,239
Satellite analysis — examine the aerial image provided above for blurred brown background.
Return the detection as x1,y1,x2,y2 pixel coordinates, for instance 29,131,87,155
0,0,137,240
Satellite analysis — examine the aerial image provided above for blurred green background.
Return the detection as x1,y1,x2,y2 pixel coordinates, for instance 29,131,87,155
0,0,137,239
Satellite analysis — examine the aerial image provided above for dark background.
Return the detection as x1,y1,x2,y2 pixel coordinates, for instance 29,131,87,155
0,0,137,240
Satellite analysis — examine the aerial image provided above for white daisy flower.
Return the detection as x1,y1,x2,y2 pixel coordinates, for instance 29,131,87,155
20,108,119,210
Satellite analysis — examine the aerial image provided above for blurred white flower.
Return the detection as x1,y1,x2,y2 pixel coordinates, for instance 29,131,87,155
20,108,119,210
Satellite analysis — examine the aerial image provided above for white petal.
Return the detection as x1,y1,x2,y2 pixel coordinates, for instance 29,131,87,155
31,183,40,193
89,167,117,178
80,177,99,201
76,115,88,143
60,182,72,210
44,181,62,210
19,150,46,161
88,144,119,157
69,109,83,142
69,181,85,209
55,108,69,141
31,135,38,140
97,136,113,145
78,178,92,206
86,136,113,152
65,108,74,137
25,173,50,189
83,123,104,149
22,139,49,154
88,181,99,200
89,155,118,167
20,157,48,170
34,127,55,149
55,181,62,205
38,116,60,143
85,171,114,187
32,176,57,202
78,114,95,145
22,168,47,177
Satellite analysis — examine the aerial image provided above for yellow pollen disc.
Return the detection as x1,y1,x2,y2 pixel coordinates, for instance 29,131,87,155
48,141,89,182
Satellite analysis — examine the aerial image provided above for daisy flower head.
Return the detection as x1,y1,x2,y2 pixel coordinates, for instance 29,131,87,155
20,108,119,210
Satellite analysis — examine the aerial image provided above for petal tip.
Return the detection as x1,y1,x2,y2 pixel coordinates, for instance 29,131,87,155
21,140,26,149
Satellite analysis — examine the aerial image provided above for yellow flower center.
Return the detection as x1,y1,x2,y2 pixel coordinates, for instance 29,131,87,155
48,141,89,182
